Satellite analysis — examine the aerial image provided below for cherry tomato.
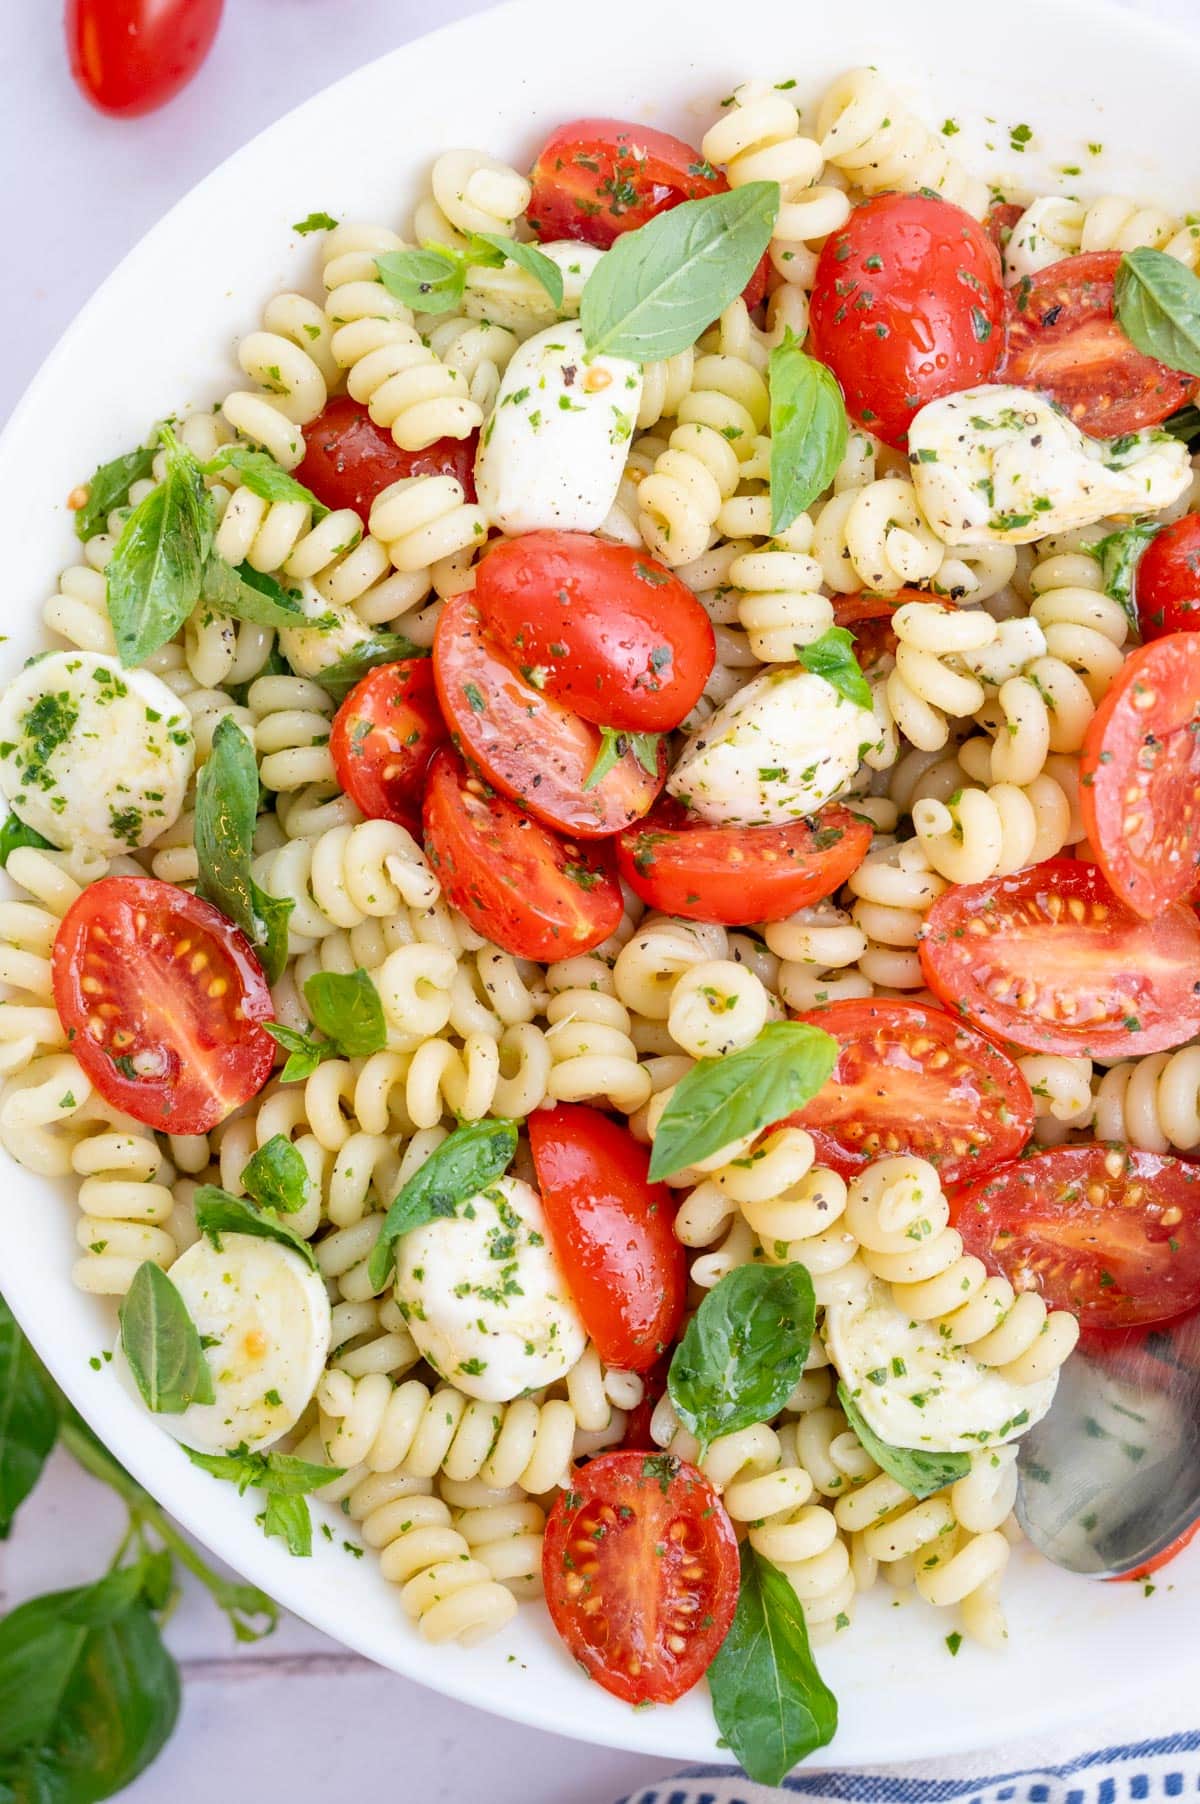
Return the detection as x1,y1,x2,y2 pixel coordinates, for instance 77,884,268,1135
433,592,667,838
473,533,715,733
617,796,871,926
528,1105,685,1372
1080,635,1200,918
295,397,478,518
542,1451,738,1704
808,193,1004,449
986,201,1025,257
919,858,1200,1060
619,1356,670,1452
788,999,1034,1188
1136,516,1200,639
66,0,223,116
422,748,622,961
1002,252,1199,437
1116,1519,1200,1581
952,1144,1200,1329
833,589,953,669
329,659,448,831
51,877,274,1135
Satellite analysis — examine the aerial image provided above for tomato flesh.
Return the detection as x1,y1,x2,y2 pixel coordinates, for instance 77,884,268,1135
542,1451,738,1704
295,397,478,518
1136,516,1200,640
952,1144,1200,1329
66,0,223,116
473,532,715,732
52,877,274,1135
1080,634,1200,917
919,858,1200,1059
834,589,953,669
528,1105,685,1371
329,659,448,832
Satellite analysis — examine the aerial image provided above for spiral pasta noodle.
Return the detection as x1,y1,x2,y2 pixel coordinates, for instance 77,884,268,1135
702,83,850,281
637,350,770,566
815,68,990,217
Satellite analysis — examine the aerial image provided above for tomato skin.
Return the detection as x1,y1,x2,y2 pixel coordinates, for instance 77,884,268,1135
833,588,953,669
952,1144,1200,1329
529,118,726,248
329,660,448,832
1136,516,1200,640
52,877,274,1135
473,533,715,732
986,201,1025,256
295,398,478,518
422,748,622,961
1002,252,1200,437
542,1451,738,1704
920,858,1200,1059
808,193,1004,449
528,1105,685,1372
66,0,223,116
788,999,1034,1188
1080,634,1200,917
433,592,667,838
617,797,872,927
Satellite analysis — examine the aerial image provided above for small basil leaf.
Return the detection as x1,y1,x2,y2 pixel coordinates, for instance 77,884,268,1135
797,625,872,710
667,1263,814,1452
193,715,293,984
580,182,779,363
367,1118,519,1291
192,1187,318,1271
203,446,329,520
582,727,662,791
1089,519,1162,635
376,247,466,315
118,1264,215,1415
264,1022,337,1083
0,814,51,870
0,1294,59,1538
74,444,157,544
106,425,213,667
837,1384,969,1499
468,233,565,307
293,211,339,235
241,1135,309,1215
769,335,848,533
1115,247,1200,378
315,634,427,703
262,1492,312,1557
708,1541,838,1785
303,969,386,1057
648,1020,837,1181
200,556,310,632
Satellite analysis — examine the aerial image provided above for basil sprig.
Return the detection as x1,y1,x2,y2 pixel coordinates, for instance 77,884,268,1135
74,443,158,544
315,633,426,703
118,1264,215,1416
582,726,662,791
0,1293,57,1535
367,1118,519,1290
648,1020,837,1181
708,1542,838,1784
0,812,51,869
184,1445,344,1559
1115,247,1200,378
266,969,388,1079
837,1384,969,1499
194,716,293,984
580,182,779,363
203,446,329,519
1089,519,1162,635
768,333,848,533
106,424,213,666
667,1263,815,1453
377,233,563,316
193,1187,318,1270
798,626,872,709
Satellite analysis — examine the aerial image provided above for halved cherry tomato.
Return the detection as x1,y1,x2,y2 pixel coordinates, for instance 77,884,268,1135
329,659,448,832
51,877,274,1135
617,796,871,926
1116,1518,1200,1581
1001,252,1199,437
528,1105,685,1372
1080,634,1200,917
833,589,953,669
1136,516,1200,639
952,1144,1200,1329
473,533,715,732
433,592,667,838
986,201,1025,257
295,397,478,518
808,193,1004,449
542,1451,738,1704
920,858,1200,1059
422,748,622,961
66,0,223,117
788,999,1034,1188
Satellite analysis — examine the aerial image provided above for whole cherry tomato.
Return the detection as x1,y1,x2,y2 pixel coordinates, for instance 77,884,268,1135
66,0,224,117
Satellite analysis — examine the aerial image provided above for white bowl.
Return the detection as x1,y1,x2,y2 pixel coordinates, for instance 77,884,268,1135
3,0,1198,1768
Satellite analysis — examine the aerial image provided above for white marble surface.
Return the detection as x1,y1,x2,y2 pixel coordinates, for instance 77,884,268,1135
1,0,1197,1797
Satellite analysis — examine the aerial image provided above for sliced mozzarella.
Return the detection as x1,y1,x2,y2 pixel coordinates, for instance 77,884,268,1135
394,1175,586,1402
824,1277,1058,1454
464,241,605,334
474,320,643,535
0,651,193,857
277,581,374,680
908,385,1191,546
667,666,885,827
1003,197,1083,285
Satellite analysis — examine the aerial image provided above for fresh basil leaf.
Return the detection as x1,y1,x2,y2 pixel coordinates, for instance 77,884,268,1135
769,334,848,532
0,1294,58,1538
0,814,51,872
203,446,329,520
376,247,466,315
241,1135,309,1215
468,233,565,307
837,1383,969,1499
1090,519,1162,635
315,633,427,703
708,1541,838,1784
648,1020,837,1181
293,211,339,235
193,715,293,984
1115,247,1200,378
200,556,310,632
668,1263,815,1452
192,1187,318,1271
367,1118,519,1291
74,444,157,544
303,969,386,1057
262,1492,312,1557
117,1264,214,1416
185,1444,341,1561
580,182,778,363
582,727,662,791
256,1450,345,1496
798,625,872,709
1163,401,1200,447
105,425,213,667
264,1021,337,1083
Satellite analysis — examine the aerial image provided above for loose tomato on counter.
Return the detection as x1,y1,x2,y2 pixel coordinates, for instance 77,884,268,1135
67,0,223,116
1136,516,1200,639
295,397,478,517
329,659,449,832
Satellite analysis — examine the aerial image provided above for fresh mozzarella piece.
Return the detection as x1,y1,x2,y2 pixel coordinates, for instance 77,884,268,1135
824,1277,1058,1454
394,1175,585,1402
464,241,604,334
0,651,193,857
1003,197,1083,285
474,320,643,535
277,580,372,679
956,615,1048,686
908,385,1191,546
667,666,884,827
